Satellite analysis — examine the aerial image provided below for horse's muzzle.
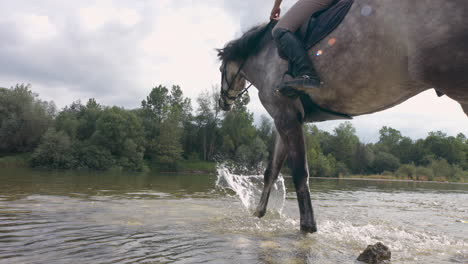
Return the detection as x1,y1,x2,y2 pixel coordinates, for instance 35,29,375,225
219,98,232,111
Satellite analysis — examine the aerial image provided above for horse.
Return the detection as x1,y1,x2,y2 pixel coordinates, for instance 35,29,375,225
217,0,468,233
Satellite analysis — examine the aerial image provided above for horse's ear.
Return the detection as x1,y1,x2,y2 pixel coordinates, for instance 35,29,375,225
216,48,224,60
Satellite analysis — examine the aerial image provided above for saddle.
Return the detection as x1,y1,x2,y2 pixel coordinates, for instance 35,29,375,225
293,0,355,122
297,0,354,49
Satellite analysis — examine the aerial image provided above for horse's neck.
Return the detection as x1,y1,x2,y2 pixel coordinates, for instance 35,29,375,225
243,42,286,91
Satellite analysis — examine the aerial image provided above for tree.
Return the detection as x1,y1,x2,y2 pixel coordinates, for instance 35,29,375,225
304,124,341,177
371,151,400,173
92,106,145,171
152,113,184,165
193,88,221,161
423,131,466,165
235,137,268,172
220,93,256,157
396,137,414,164
352,143,374,174
323,122,359,171
140,85,192,164
378,126,403,153
141,85,170,123
0,84,55,153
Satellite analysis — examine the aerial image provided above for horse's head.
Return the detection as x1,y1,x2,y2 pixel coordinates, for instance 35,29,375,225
216,22,273,111
218,60,246,111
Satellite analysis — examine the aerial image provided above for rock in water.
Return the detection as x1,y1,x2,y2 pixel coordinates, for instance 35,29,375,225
357,242,391,264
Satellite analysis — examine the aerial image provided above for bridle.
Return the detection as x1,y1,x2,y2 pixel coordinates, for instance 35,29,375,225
220,21,274,107
220,59,253,103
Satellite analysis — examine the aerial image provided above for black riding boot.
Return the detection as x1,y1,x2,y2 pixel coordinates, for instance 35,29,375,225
272,28,321,96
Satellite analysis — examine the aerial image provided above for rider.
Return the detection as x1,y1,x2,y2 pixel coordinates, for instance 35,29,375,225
271,0,334,93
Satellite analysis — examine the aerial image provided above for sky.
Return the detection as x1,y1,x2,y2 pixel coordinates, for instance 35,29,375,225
0,0,466,142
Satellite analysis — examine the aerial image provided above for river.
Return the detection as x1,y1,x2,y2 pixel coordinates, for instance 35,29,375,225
0,168,467,264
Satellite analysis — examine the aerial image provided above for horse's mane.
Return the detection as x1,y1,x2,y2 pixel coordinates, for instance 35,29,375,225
217,22,274,62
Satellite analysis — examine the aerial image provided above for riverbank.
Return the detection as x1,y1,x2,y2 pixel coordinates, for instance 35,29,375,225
0,154,216,174
1,154,466,183
307,176,468,184
0,154,30,168
342,174,468,183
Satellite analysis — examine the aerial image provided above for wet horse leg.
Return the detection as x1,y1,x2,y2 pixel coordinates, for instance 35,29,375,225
277,120,317,233
254,135,288,218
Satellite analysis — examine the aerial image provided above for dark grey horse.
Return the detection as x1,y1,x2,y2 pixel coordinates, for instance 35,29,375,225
217,0,468,233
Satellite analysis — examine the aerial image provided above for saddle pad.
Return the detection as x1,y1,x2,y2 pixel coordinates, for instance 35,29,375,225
298,0,355,49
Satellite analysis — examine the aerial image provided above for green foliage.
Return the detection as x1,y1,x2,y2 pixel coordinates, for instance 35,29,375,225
220,93,256,158
91,107,145,171
414,166,434,181
30,129,75,169
235,137,269,171
395,164,417,180
0,153,30,168
429,158,454,180
140,85,190,165
0,84,55,153
352,143,374,174
73,143,114,170
377,126,403,154
371,152,400,173
381,170,394,176
152,117,183,164
322,122,359,170
2,84,467,180
192,88,221,161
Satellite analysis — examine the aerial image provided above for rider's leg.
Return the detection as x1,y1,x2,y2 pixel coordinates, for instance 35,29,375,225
272,0,334,92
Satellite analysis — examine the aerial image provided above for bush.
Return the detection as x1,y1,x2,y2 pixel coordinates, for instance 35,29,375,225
73,143,114,170
234,137,268,172
0,154,30,168
396,164,416,179
335,161,350,177
118,139,146,172
453,167,468,182
30,129,75,169
372,152,400,173
381,170,394,176
414,166,434,181
429,158,454,180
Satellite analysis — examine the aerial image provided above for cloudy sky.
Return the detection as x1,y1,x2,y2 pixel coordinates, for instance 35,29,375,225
1,0,466,142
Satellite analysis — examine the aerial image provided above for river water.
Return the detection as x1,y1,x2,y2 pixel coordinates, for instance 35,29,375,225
0,168,467,264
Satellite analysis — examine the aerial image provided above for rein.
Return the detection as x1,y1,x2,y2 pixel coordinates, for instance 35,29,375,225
221,21,274,103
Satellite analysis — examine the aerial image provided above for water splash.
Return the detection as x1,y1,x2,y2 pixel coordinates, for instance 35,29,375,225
216,164,286,214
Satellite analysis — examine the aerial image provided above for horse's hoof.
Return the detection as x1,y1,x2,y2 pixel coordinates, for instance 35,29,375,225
300,224,317,233
254,209,266,218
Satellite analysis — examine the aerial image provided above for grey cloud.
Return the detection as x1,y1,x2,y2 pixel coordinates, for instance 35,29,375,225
221,0,296,31
0,0,156,107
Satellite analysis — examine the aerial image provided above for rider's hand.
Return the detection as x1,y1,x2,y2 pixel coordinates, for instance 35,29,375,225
270,6,281,20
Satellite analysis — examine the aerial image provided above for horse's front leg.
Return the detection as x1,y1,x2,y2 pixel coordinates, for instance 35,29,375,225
254,135,288,218
277,120,317,233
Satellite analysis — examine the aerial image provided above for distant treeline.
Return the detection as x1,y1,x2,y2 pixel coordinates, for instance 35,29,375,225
1,84,467,181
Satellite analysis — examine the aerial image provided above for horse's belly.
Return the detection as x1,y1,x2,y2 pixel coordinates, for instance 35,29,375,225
302,0,427,115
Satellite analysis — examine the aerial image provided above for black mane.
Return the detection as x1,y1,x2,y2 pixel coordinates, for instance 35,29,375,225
217,22,274,62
